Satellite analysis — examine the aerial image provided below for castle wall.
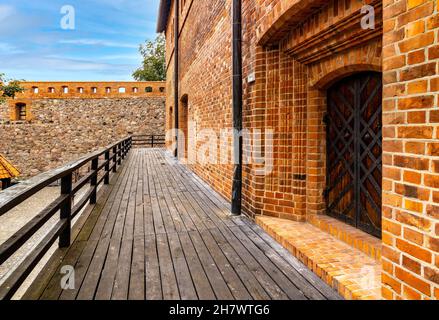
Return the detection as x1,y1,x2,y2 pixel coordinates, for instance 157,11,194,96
0,82,166,177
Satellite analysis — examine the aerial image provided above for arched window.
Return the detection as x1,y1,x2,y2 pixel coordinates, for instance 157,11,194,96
62,86,69,94
159,87,165,93
105,87,111,94
91,87,97,94
77,87,84,94
32,87,39,94
145,87,153,93
132,87,139,93
119,87,126,93
48,87,55,93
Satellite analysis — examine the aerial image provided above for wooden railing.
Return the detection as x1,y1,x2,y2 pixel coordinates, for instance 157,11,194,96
132,134,165,148
0,136,133,299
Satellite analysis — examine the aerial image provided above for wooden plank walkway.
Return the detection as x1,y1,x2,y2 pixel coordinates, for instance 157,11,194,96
23,149,341,300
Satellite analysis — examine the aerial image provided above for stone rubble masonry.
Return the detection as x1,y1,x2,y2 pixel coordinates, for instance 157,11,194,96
0,83,165,178
163,0,438,299
381,0,439,300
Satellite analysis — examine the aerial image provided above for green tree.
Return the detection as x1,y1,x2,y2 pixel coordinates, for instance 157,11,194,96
0,73,24,103
132,34,166,81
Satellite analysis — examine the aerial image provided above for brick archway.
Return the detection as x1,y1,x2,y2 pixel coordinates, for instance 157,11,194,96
311,63,382,90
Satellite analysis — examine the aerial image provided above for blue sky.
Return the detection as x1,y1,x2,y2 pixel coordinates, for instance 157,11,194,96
0,0,160,81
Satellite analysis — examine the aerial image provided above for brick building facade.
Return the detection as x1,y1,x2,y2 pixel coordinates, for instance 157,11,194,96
158,0,438,299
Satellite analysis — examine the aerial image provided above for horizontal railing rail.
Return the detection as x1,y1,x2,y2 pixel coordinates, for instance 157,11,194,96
132,134,165,148
0,136,133,299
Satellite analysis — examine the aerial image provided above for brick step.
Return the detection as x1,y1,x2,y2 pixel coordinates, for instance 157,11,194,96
308,215,382,261
256,216,382,300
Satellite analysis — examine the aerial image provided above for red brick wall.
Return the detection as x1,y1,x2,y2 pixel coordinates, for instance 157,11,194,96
381,0,438,300
165,0,383,219
163,0,438,299
15,81,165,99
166,0,234,200
241,0,383,221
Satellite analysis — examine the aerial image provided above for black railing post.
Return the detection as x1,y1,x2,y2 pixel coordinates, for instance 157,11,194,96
104,150,110,185
118,143,122,165
113,146,117,172
90,157,98,204
59,173,72,248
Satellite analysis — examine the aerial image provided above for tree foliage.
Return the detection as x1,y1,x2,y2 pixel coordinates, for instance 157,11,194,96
132,34,166,81
0,73,24,103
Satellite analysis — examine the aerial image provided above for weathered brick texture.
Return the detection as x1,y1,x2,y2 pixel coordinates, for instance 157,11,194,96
381,0,438,300
163,0,438,299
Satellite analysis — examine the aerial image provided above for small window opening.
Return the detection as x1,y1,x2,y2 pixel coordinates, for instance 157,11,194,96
15,103,26,121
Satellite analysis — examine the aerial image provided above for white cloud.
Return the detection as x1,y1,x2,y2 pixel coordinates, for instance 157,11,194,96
0,4,15,22
59,38,138,48
2,54,135,73
98,54,140,60
43,57,113,71
91,0,151,10
0,42,24,54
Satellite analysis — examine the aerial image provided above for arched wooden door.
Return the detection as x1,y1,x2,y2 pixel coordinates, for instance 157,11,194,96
325,72,382,238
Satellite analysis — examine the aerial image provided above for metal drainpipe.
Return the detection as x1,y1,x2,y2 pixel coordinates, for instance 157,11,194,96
174,0,180,158
231,0,243,215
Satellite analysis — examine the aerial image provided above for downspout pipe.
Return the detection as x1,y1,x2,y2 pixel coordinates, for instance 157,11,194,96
174,0,180,158
231,0,242,215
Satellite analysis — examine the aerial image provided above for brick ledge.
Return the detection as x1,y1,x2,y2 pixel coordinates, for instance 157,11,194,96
256,216,383,300
307,215,382,262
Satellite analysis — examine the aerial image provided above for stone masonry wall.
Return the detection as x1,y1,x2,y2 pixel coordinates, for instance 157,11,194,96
0,97,165,178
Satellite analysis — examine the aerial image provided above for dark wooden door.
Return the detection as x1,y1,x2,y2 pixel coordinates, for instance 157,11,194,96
325,72,382,238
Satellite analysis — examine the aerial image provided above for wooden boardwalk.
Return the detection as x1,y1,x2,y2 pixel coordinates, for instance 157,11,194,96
24,149,341,300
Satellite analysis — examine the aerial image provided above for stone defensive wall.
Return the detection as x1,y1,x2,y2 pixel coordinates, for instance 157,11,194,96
0,81,166,178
